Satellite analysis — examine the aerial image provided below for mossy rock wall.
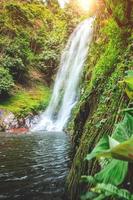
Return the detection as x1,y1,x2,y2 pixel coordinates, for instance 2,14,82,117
67,1,133,199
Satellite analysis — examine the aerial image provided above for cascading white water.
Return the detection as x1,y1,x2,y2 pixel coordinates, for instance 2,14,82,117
32,18,94,132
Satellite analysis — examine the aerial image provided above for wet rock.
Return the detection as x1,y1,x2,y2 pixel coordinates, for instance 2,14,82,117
0,109,22,132
3,112,16,130
0,109,40,133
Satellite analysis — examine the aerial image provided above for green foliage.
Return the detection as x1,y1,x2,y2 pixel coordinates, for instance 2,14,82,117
0,84,51,117
85,135,110,161
91,18,122,88
0,0,82,118
1,56,28,83
67,2,133,200
0,67,14,96
86,112,133,161
112,112,133,142
0,0,80,85
82,111,133,199
5,3,32,27
120,70,133,100
95,183,133,200
95,159,128,185
0,35,34,82
81,183,133,200
105,0,133,26
111,138,133,162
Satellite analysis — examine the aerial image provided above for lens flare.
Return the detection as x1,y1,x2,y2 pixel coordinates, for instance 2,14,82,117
78,0,94,11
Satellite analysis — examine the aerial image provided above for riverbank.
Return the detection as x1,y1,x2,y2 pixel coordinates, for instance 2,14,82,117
0,83,51,132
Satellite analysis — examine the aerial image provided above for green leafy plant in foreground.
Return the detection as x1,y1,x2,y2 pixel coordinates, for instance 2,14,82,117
81,182,133,200
81,112,133,200
119,70,133,100
86,112,133,162
81,71,133,200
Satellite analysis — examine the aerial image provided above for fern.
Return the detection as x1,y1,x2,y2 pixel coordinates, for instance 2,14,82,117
95,183,133,200
81,183,133,200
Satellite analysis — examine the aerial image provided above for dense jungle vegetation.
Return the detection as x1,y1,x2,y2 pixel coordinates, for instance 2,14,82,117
0,0,133,200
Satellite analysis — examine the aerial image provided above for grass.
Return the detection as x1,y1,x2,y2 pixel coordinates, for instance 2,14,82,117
0,84,51,117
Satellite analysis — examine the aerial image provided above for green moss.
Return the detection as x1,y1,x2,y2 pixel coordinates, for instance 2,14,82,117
0,84,51,117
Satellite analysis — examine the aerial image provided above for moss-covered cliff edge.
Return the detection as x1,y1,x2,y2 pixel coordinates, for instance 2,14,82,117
67,1,133,199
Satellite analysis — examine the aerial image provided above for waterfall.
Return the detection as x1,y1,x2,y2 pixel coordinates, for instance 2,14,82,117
32,18,94,132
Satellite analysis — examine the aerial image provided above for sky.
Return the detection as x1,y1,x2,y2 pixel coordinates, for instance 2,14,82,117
58,0,69,8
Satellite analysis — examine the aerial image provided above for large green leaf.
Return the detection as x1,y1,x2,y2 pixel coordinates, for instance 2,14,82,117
86,137,133,162
85,135,110,161
112,113,133,142
123,70,133,100
94,159,128,186
86,113,133,162
85,136,120,161
84,112,132,194
111,138,133,162
125,70,133,89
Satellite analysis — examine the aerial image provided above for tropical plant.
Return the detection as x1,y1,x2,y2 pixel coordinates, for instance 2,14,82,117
81,112,133,200
86,113,133,162
82,70,133,200
81,182,133,200
119,70,133,100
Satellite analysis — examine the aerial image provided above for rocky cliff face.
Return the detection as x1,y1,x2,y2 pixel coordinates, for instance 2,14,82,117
67,1,133,199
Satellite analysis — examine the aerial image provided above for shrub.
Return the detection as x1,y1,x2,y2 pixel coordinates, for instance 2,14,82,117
0,67,14,96
2,56,28,83
0,36,33,83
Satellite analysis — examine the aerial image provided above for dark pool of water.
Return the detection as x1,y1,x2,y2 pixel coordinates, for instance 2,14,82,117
0,131,71,200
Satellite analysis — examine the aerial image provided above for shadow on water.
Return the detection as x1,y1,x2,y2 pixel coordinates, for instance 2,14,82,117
0,131,72,200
